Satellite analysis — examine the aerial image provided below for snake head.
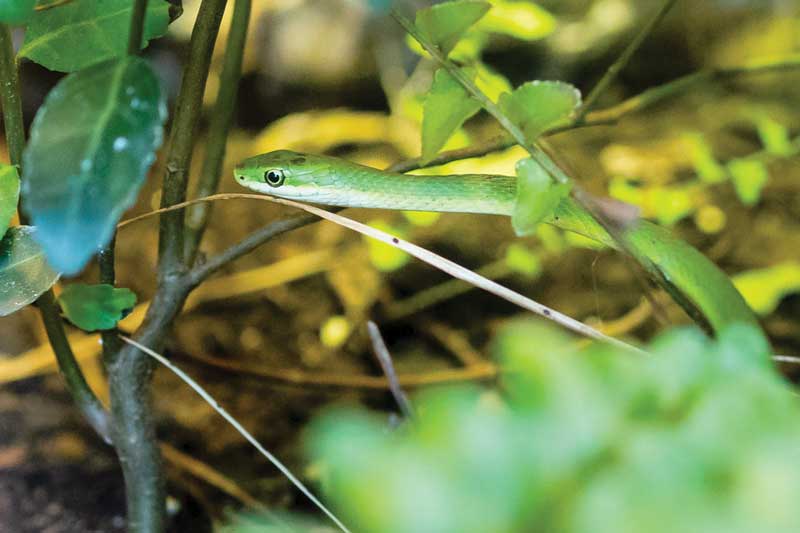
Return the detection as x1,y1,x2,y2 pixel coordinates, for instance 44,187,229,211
234,149,325,200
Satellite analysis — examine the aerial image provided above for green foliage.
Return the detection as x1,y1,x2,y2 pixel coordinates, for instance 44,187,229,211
57,282,136,330
685,132,727,184
512,158,571,236
365,219,410,272
504,242,541,277
499,80,581,143
421,69,481,163
475,0,555,40
306,321,792,533
0,163,19,238
0,0,36,25
734,262,800,315
19,0,171,72
755,115,793,156
415,0,490,56
22,56,165,275
0,226,58,316
727,158,769,206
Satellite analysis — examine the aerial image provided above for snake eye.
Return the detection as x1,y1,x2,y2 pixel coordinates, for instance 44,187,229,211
264,169,285,187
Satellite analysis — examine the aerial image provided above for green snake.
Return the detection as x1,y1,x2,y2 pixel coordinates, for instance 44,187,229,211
234,149,760,337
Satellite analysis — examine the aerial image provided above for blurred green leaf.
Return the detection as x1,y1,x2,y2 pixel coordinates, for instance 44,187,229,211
57,282,136,331
504,242,541,277
511,157,571,236
403,210,441,227
365,219,410,272
734,262,800,315
305,321,791,533
19,0,171,72
727,158,769,206
0,164,19,238
0,226,58,316
685,133,726,184
755,116,794,156
21,57,165,275
473,61,513,102
499,80,581,144
415,0,490,56
652,187,695,226
476,0,556,40
0,0,36,25
421,69,481,163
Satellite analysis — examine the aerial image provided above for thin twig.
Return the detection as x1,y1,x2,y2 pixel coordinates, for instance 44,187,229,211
576,0,678,121
119,335,352,533
367,321,415,418
184,0,252,264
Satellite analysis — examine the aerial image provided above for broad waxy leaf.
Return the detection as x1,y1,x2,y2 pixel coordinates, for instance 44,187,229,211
19,0,171,72
421,69,481,163
0,164,19,238
499,81,581,143
0,0,36,25
22,56,166,275
512,158,571,236
0,226,59,316
415,0,490,55
57,282,136,330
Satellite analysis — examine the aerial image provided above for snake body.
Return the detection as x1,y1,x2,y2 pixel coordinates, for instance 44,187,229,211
235,150,759,335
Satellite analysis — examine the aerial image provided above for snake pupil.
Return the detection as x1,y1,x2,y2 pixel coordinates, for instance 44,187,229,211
265,169,285,187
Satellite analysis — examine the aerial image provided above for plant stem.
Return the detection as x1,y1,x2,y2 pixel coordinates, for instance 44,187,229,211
184,0,252,264
158,0,227,280
0,26,24,167
127,0,149,55
575,0,678,121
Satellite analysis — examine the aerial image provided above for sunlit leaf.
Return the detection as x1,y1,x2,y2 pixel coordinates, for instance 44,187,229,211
415,0,490,55
504,242,541,277
365,219,410,272
0,226,58,316
684,133,726,184
421,69,481,163
511,158,571,236
476,0,556,40
693,204,726,234
19,0,171,72
473,61,513,102
21,57,166,275
755,116,794,156
734,262,800,315
320,315,352,348
403,210,441,227
57,282,136,330
0,164,19,238
727,158,769,206
0,0,35,25
499,81,581,144
651,187,694,226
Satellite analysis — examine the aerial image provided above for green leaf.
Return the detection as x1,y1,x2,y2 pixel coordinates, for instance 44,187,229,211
365,219,410,272
727,158,769,206
421,69,481,163
734,262,800,315
499,81,581,143
755,116,794,156
476,0,556,41
0,226,59,316
0,0,36,25
57,282,136,330
0,164,19,238
21,57,166,275
415,0,490,55
511,158,571,236
684,133,726,184
504,242,541,277
19,0,171,72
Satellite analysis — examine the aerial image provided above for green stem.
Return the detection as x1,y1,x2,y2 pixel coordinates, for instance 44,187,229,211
127,0,149,55
575,0,678,121
0,24,112,442
158,0,227,280
184,0,252,264
0,26,24,167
